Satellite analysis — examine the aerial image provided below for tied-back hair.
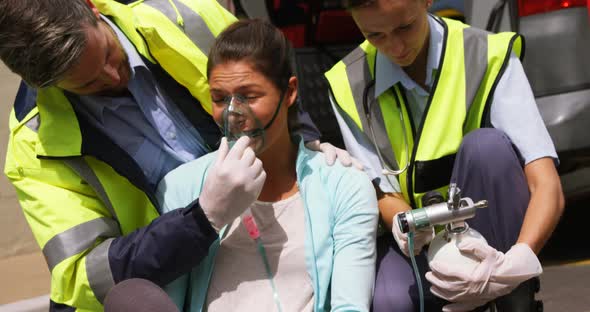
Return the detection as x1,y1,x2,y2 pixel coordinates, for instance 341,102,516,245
207,19,294,92
0,0,98,88
207,19,301,133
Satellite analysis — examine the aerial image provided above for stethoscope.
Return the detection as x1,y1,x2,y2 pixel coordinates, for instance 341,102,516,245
362,79,411,177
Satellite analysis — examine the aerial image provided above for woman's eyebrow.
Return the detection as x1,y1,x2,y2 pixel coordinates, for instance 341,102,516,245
235,83,262,90
210,84,263,93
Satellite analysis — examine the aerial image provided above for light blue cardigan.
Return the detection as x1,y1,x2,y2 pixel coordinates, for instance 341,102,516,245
156,139,379,311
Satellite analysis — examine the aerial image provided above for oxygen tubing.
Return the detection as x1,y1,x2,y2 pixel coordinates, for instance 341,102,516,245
408,232,424,312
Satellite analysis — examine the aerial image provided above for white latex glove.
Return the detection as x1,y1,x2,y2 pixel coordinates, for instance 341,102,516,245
305,140,364,170
392,212,435,257
439,298,490,312
425,238,543,312
199,137,266,231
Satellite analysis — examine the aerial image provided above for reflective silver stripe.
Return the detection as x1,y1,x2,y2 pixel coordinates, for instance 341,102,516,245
86,238,116,303
63,158,118,220
24,114,40,132
143,0,216,55
463,27,490,113
61,158,118,302
342,47,372,133
43,217,120,271
343,48,400,171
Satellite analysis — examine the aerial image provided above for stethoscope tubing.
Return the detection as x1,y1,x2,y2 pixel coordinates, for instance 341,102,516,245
363,80,411,177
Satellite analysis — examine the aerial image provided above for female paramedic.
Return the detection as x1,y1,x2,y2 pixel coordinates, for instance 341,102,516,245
155,19,379,312
325,0,565,311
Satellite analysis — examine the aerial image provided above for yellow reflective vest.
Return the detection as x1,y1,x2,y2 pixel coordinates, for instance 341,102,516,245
3,0,235,310
325,17,523,208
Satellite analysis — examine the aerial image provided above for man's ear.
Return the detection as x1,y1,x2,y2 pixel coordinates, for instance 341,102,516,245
285,76,298,108
86,0,101,18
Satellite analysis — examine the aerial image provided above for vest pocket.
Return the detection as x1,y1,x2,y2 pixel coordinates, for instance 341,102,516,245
414,153,456,194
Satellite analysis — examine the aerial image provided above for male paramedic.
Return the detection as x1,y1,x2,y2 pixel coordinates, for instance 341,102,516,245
325,0,565,311
0,0,354,310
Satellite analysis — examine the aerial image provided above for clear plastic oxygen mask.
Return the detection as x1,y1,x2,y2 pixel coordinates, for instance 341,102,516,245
219,91,284,153
221,94,266,153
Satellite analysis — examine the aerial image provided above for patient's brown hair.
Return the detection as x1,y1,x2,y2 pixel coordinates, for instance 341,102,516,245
207,19,294,91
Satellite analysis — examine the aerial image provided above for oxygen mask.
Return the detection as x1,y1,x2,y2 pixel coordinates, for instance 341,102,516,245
218,89,285,154
220,94,266,153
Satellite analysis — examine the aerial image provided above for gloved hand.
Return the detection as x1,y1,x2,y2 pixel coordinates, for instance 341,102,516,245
391,212,435,257
199,137,266,231
305,140,364,170
439,298,490,312
425,238,543,312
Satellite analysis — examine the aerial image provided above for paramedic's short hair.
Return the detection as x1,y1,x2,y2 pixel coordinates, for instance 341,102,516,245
0,0,98,88
206,19,294,91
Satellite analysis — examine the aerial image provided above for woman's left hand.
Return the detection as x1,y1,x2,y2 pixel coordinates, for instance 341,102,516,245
305,140,364,170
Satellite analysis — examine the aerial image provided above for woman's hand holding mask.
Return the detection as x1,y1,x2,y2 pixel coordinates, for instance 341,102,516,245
199,136,266,231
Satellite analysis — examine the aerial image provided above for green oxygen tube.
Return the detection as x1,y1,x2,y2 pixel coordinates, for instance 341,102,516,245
408,232,424,312
397,184,488,312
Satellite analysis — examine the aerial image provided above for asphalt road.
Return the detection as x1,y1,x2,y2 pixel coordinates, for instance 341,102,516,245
537,195,590,311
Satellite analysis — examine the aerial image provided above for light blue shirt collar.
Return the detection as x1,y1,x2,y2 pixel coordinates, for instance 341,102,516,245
374,15,444,98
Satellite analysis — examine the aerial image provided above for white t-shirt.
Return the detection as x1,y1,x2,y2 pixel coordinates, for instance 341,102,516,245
206,192,314,312
330,15,557,193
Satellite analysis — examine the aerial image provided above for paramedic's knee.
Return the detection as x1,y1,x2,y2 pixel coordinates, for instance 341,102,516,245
372,235,421,312
373,279,415,312
458,128,522,178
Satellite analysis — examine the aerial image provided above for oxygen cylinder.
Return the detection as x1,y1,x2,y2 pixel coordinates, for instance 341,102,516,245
427,223,487,270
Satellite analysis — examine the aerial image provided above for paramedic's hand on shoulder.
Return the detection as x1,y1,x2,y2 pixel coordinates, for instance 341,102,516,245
426,238,542,312
305,140,364,170
392,212,435,257
199,136,266,231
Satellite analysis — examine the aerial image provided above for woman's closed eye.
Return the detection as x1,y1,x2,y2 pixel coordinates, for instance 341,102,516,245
211,94,262,106
212,97,228,105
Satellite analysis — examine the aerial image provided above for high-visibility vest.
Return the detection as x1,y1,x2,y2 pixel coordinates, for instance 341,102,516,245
325,17,523,208
4,0,236,310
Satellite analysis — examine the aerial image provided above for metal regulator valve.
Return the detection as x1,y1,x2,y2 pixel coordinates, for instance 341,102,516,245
396,183,489,268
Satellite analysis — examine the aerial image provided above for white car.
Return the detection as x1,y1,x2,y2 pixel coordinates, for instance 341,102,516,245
467,0,590,199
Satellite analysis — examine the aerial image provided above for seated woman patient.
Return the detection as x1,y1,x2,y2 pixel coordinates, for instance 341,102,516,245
156,19,379,312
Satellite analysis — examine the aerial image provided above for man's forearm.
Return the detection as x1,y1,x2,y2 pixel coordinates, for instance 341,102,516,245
517,158,565,253
109,199,218,286
376,188,412,231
